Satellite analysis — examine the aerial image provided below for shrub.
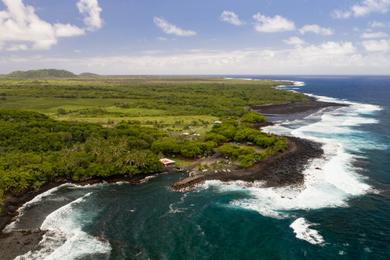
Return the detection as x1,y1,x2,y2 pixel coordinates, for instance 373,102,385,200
238,154,258,168
241,112,266,124
217,144,263,168
204,133,228,144
217,144,255,158
211,122,237,140
152,138,217,159
151,137,180,155
57,108,67,115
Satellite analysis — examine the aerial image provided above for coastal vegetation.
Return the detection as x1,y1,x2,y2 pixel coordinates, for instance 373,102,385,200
0,110,164,200
0,74,307,204
211,116,288,167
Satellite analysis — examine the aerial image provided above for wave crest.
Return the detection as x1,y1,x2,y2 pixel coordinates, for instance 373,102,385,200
290,218,325,245
15,193,112,260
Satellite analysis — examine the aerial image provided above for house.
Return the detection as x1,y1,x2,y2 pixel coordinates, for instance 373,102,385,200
160,158,176,167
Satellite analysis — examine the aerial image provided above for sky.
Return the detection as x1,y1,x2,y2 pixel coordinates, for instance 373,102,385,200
0,0,390,75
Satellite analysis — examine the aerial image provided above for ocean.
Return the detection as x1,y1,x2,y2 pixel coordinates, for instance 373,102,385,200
5,76,390,259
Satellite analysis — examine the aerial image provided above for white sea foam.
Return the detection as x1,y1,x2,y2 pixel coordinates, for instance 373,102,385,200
22,184,75,208
224,77,253,81
290,218,325,245
3,182,110,233
168,193,188,214
15,192,111,260
168,203,184,214
292,81,305,87
273,80,305,90
202,96,380,218
139,175,158,184
3,184,76,233
67,182,109,189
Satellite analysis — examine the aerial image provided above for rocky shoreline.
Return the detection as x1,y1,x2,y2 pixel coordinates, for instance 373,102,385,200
0,229,45,260
172,136,323,190
252,97,347,115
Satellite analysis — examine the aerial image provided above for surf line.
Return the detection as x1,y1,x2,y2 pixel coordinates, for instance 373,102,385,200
199,79,382,245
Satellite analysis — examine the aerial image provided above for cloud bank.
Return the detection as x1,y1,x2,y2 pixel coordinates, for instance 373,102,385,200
3,41,389,75
362,39,390,52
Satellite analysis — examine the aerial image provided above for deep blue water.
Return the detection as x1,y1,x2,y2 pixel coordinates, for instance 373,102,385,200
270,76,390,188
9,76,390,260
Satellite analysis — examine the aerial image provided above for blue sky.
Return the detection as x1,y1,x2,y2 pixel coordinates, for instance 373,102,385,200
0,0,390,74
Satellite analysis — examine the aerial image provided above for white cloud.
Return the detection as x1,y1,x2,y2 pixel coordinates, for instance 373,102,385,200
253,13,295,33
313,41,356,55
54,24,85,37
369,21,386,28
333,0,390,19
0,0,102,51
153,17,196,37
362,39,390,52
361,31,388,39
220,11,244,26
299,24,334,36
332,10,353,19
77,0,103,31
284,36,305,46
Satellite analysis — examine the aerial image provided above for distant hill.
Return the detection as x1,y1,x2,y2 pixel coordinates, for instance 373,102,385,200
79,72,101,78
7,69,77,79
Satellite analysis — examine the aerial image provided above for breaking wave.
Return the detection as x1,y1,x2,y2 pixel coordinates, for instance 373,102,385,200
3,184,76,233
290,218,324,245
3,183,109,233
15,193,112,260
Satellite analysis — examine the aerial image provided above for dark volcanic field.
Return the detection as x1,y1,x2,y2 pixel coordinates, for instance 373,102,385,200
252,98,346,115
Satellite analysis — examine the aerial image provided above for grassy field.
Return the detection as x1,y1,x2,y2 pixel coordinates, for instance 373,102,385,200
0,77,306,133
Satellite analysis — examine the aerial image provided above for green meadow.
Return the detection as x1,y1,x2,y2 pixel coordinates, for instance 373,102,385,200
0,77,306,132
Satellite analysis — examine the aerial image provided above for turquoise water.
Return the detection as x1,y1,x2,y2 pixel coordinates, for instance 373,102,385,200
9,76,390,259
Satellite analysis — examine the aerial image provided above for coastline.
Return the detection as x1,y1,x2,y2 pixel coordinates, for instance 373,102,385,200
0,173,160,231
252,96,348,115
0,95,346,259
0,173,165,260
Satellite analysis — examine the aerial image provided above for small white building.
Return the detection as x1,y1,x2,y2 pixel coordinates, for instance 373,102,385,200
160,158,176,167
